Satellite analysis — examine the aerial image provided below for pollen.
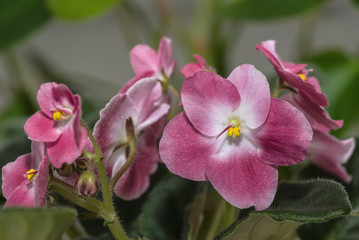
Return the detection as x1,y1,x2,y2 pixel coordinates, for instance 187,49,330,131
298,73,306,81
228,127,241,138
53,111,62,121
25,169,38,182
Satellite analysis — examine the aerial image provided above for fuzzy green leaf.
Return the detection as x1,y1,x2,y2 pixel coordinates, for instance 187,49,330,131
0,208,77,240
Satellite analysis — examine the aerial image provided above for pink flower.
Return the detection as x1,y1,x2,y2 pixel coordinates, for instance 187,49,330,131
159,64,313,210
181,54,214,78
120,37,176,94
2,141,49,207
94,77,170,199
282,93,354,182
256,40,328,107
24,83,88,168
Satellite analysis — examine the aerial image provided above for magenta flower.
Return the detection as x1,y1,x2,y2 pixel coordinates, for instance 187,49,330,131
94,77,170,199
256,40,328,107
2,141,49,207
120,37,176,94
282,93,354,182
181,54,214,78
159,64,313,210
24,83,88,168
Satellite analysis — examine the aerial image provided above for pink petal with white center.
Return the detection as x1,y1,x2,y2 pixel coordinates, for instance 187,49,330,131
254,98,313,166
309,130,354,183
4,181,35,208
2,154,32,199
130,44,158,76
160,112,213,181
47,125,87,168
181,71,241,137
227,64,271,129
157,37,175,77
281,93,343,132
206,139,278,210
93,94,139,160
119,72,154,94
24,111,62,142
113,129,159,200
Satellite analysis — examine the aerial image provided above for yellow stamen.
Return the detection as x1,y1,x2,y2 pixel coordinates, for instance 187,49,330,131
298,73,306,81
25,169,37,182
53,111,62,121
228,127,241,138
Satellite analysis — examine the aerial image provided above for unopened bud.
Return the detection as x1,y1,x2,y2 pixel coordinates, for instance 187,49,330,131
76,171,99,198
75,157,88,174
56,163,75,177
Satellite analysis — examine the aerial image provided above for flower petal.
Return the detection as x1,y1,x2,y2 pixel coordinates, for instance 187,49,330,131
119,72,154,94
227,64,270,129
181,71,241,136
37,82,57,117
254,98,313,166
2,153,31,199
160,112,213,181
206,141,278,210
24,111,62,142
4,181,35,208
309,130,354,183
130,44,158,76
157,37,175,77
34,152,49,206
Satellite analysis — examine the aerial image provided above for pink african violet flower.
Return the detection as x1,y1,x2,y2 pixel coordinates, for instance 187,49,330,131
120,37,176,94
282,93,354,182
2,141,49,207
256,40,328,107
94,77,170,200
181,54,214,78
159,64,313,210
24,82,88,169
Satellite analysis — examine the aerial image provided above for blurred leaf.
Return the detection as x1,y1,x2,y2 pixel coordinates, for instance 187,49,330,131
220,0,328,20
186,184,207,240
218,213,300,240
132,174,199,240
353,0,359,8
0,207,76,240
0,0,50,51
304,50,359,137
46,0,120,20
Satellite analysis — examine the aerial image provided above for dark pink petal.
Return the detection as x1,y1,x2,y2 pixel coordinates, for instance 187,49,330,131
181,54,209,78
254,98,313,166
113,130,159,200
283,62,307,74
37,82,58,117
2,154,31,199
34,153,49,206
24,111,62,142
93,94,138,160
119,72,154,94
157,37,175,77
309,130,355,183
181,71,241,136
281,93,343,132
130,44,158,76
52,84,76,111
160,112,213,181
227,64,271,129
256,40,285,70
47,125,86,168
4,181,35,208
206,143,278,210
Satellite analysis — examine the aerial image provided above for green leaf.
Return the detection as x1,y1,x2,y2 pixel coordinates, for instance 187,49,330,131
218,213,300,240
132,174,199,240
220,0,328,20
46,0,120,20
0,0,50,51
304,50,359,137
0,207,77,240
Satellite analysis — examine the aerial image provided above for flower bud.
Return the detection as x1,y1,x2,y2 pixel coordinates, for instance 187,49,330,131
76,171,99,198
56,163,75,177
74,157,88,174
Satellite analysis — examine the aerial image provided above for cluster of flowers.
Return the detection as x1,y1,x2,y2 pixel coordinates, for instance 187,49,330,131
1,38,354,211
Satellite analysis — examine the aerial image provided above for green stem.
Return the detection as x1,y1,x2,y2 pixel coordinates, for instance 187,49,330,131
167,84,181,100
81,121,129,240
271,84,283,98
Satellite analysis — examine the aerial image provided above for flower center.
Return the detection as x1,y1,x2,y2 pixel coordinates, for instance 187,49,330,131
298,73,306,81
227,119,241,138
25,169,38,182
53,111,63,121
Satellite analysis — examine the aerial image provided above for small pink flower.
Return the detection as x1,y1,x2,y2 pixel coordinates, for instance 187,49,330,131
256,40,328,107
94,77,170,199
181,54,214,78
2,141,49,207
120,37,176,94
159,64,313,210
24,83,88,168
